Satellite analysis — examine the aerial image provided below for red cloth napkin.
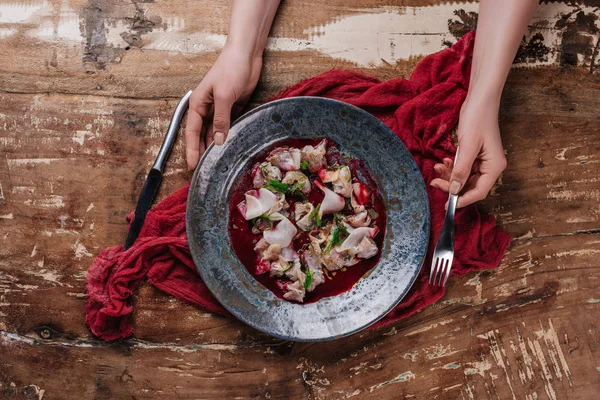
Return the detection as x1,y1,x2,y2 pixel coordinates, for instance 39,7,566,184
86,31,511,341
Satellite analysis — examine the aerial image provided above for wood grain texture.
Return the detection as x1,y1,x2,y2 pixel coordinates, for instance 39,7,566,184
1,0,600,399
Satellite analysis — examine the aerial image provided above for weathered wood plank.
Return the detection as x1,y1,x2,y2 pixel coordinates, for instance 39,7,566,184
1,234,599,399
0,1,598,98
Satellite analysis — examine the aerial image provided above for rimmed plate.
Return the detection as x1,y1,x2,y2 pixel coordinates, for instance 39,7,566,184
186,97,429,341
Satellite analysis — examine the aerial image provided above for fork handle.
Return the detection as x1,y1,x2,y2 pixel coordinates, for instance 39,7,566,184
446,193,458,223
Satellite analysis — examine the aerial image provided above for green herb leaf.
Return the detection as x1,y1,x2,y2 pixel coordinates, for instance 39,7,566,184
315,204,322,227
300,160,309,170
289,181,306,197
304,268,313,290
330,164,346,170
281,262,292,272
264,180,290,194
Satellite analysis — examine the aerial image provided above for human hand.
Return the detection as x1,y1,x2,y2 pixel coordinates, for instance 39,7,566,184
430,99,507,208
185,45,263,170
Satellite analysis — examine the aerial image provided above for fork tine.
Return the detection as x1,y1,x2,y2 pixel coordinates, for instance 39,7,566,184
436,258,446,286
442,258,452,286
429,257,440,285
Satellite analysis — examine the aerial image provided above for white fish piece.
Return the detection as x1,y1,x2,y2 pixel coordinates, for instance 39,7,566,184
344,211,372,228
303,249,325,291
282,171,312,195
338,226,379,252
283,280,306,302
301,139,328,173
267,147,302,171
315,181,345,219
309,224,332,250
263,216,298,248
237,188,278,220
355,236,379,259
319,166,352,197
294,202,316,231
252,162,282,188
263,244,283,261
321,248,357,271
269,194,288,215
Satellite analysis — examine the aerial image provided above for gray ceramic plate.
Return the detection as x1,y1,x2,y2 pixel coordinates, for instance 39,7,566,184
186,97,429,341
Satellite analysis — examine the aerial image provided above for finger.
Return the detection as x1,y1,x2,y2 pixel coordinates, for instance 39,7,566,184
449,139,480,195
430,178,450,192
184,110,204,170
434,163,452,181
443,158,454,170
212,92,235,146
185,88,211,170
456,172,498,208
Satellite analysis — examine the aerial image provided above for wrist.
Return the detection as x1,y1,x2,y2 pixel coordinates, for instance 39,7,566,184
464,86,501,113
224,35,265,60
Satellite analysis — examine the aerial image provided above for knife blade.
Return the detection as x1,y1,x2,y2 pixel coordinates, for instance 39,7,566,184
124,90,193,250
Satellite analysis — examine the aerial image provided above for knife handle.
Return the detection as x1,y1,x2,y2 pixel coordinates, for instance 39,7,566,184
152,90,193,172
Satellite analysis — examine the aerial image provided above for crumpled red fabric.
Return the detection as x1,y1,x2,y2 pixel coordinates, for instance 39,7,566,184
85,31,511,341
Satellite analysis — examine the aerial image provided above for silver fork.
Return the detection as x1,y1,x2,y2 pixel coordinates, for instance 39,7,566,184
429,148,459,287
428,193,457,286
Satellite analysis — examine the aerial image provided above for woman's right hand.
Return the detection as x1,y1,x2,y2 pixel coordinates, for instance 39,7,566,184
185,44,263,170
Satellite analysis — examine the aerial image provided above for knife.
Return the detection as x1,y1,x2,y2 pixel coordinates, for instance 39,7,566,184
124,90,193,250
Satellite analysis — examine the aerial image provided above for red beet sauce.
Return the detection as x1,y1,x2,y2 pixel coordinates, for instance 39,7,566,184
228,138,386,303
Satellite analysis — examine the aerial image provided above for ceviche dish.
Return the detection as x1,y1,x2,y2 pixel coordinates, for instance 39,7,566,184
229,139,386,303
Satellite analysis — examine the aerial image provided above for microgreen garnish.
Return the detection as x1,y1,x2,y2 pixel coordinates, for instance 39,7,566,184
264,180,290,194
300,160,309,170
304,268,313,290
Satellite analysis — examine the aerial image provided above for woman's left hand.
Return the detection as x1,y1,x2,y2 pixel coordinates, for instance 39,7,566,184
430,98,507,208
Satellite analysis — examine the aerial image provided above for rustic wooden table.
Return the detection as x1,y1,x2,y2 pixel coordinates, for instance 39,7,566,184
1,1,599,399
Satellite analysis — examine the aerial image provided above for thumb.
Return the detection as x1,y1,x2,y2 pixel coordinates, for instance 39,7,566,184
212,92,235,146
449,141,479,195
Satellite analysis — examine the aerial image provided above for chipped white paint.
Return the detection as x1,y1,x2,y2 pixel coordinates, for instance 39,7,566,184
464,359,492,377
404,319,453,336
25,268,70,287
422,344,458,360
527,336,557,400
547,189,600,201
86,203,94,212
6,158,63,166
73,240,92,260
72,130,88,145
31,0,80,42
0,2,594,69
0,1,50,24
555,146,576,161
23,195,65,208
516,326,535,384
368,371,415,392
550,249,600,258
30,245,37,257
535,319,573,387
0,213,13,219
480,330,517,400
11,186,35,194
0,183,4,200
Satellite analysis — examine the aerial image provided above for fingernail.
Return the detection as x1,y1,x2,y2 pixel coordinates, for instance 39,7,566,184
214,132,225,145
450,180,461,195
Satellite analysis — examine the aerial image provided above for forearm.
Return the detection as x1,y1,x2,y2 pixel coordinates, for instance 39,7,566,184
468,0,538,106
226,0,281,58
